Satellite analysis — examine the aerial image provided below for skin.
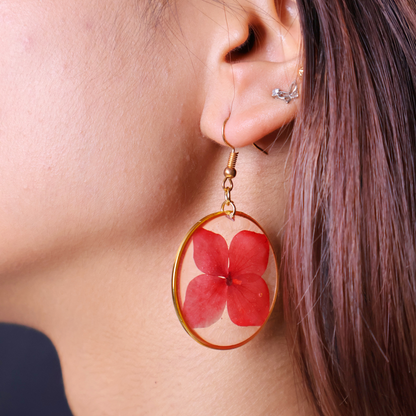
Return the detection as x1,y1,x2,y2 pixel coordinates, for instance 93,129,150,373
0,0,312,414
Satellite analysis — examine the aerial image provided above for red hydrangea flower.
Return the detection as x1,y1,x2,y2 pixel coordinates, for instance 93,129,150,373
182,228,270,328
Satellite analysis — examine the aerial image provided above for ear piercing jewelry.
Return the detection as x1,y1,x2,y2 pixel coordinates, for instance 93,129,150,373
272,82,298,103
253,142,269,155
172,118,279,350
272,67,303,104
253,67,303,153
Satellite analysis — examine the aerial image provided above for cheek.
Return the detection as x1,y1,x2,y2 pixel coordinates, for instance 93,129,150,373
0,2,158,271
0,1,208,274
0,5,89,267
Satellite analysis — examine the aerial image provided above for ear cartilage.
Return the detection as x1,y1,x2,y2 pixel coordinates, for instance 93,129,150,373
272,81,299,104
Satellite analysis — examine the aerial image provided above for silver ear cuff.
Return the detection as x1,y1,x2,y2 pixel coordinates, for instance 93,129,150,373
272,81,299,104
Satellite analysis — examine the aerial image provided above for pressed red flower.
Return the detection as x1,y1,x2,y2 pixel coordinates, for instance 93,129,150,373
182,228,270,328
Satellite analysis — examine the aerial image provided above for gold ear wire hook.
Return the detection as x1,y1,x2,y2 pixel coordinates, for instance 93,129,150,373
252,143,269,155
221,117,238,218
222,117,234,151
222,117,238,176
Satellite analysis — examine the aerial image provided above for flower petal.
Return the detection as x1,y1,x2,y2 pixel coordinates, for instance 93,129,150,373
229,230,269,276
226,274,270,326
182,274,227,328
193,228,229,276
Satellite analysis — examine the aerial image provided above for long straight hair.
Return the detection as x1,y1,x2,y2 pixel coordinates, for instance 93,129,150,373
283,0,416,414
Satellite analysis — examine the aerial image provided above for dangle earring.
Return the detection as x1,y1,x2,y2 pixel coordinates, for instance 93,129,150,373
172,118,279,350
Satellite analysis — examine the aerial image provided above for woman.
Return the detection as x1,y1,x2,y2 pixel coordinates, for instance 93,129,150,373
0,0,414,414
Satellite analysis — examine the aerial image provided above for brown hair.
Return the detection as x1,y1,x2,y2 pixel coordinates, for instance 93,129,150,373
283,0,416,414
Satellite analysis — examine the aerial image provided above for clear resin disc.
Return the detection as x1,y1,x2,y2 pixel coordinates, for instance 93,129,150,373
172,211,279,349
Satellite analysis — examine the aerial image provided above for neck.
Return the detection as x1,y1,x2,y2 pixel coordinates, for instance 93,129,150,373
45,237,311,415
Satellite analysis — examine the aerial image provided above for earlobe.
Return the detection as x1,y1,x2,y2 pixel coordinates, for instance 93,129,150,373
201,60,302,148
200,0,302,148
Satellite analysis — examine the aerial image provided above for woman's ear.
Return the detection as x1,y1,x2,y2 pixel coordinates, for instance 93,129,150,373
200,0,302,148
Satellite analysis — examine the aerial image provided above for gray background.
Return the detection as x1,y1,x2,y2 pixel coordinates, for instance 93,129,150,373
0,324,73,416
